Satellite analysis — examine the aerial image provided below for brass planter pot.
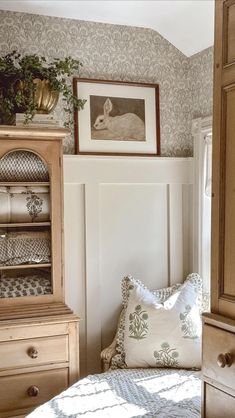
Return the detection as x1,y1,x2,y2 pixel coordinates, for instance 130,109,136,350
33,79,59,114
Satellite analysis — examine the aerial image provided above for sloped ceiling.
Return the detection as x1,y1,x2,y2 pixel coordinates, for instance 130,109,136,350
0,0,214,56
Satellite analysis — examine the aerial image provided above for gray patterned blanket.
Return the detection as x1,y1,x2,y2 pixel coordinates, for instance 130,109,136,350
27,368,201,418
0,231,51,267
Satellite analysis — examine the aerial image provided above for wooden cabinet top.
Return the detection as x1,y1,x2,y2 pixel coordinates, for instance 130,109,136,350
0,126,70,140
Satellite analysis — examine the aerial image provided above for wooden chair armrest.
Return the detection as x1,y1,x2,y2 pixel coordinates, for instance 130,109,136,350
101,335,117,372
101,308,124,372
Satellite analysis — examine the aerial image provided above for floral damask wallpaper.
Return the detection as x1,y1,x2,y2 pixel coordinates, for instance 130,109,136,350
188,47,213,120
0,10,213,156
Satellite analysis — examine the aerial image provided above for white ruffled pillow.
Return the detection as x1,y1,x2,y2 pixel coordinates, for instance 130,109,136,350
112,273,202,369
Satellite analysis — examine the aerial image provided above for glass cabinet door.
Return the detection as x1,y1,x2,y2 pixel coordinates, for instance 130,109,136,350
0,150,52,299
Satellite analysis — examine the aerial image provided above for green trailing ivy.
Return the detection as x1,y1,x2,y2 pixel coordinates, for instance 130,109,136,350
0,51,86,126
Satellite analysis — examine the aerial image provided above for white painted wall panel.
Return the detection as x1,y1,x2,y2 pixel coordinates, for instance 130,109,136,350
63,156,194,375
100,183,168,349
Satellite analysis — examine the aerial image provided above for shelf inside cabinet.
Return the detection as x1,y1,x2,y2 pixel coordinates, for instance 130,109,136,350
0,222,51,228
0,263,51,271
0,182,50,187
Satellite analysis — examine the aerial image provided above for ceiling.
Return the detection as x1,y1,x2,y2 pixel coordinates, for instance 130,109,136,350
0,0,214,57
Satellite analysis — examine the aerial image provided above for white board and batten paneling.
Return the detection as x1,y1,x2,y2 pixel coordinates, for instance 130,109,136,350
63,155,194,376
192,116,212,294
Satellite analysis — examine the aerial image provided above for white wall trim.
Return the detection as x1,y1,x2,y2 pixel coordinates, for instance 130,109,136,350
192,116,212,291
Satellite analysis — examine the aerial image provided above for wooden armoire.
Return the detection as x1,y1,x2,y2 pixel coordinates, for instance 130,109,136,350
0,126,79,418
202,1,235,416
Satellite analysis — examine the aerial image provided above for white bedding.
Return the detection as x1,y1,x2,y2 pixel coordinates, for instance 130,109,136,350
27,368,201,418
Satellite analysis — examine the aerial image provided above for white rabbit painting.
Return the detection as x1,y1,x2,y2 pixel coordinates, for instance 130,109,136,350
91,96,146,141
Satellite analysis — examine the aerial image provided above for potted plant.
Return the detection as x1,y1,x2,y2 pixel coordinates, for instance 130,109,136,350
0,51,86,126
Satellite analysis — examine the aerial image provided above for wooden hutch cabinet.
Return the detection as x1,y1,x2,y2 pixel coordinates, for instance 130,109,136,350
202,1,235,416
0,126,79,418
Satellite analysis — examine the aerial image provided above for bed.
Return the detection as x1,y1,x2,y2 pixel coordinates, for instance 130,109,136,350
26,273,207,418
26,368,201,418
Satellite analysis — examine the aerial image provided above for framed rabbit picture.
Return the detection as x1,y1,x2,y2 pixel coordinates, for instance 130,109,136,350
73,78,160,156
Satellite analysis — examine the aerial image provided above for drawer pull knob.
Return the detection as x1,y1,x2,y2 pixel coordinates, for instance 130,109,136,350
27,385,39,397
28,347,38,359
217,353,233,368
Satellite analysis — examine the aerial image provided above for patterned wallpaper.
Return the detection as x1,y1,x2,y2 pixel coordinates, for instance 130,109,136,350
0,10,213,156
188,47,213,120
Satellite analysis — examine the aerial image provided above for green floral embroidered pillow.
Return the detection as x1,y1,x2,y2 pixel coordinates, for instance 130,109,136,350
123,274,202,369
111,276,183,369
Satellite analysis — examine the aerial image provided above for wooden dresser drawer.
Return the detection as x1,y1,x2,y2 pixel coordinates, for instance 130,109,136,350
0,368,68,414
204,383,235,418
0,335,68,370
202,324,235,389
